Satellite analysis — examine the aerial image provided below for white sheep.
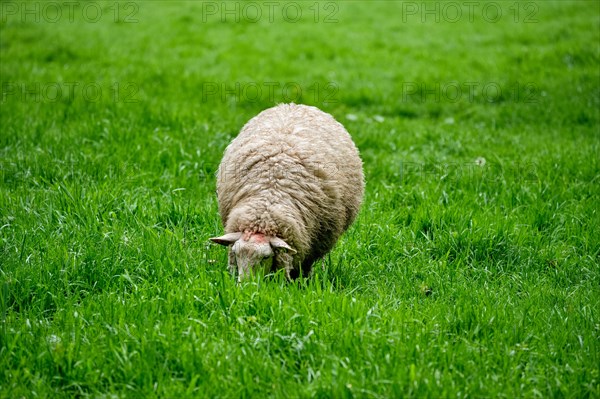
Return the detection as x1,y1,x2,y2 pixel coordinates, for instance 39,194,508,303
210,103,364,280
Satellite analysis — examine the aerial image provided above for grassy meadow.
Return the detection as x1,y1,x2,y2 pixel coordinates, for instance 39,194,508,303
1,1,599,397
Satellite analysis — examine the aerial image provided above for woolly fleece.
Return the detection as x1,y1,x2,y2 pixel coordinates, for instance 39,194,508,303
215,103,364,278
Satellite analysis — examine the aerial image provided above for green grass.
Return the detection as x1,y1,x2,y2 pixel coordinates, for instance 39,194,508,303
1,1,599,397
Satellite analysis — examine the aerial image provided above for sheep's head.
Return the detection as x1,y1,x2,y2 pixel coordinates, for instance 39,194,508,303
210,232,296,281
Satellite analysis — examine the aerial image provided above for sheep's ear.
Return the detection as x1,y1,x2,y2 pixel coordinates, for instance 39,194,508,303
270,237,297,254
210,232,242,246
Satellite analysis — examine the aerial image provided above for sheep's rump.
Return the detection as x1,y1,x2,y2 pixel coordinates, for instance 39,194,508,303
216,103,364,272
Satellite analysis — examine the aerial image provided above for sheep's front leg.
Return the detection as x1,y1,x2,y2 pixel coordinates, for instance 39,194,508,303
275,251,295,280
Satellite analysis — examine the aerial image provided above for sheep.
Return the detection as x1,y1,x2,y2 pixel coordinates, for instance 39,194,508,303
210,103,364,280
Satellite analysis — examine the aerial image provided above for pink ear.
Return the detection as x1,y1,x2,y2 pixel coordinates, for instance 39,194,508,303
210,232,242,246
270,237,297,254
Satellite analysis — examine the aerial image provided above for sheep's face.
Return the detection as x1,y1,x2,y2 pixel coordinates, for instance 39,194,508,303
231,237,274,281
210,232,296,281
